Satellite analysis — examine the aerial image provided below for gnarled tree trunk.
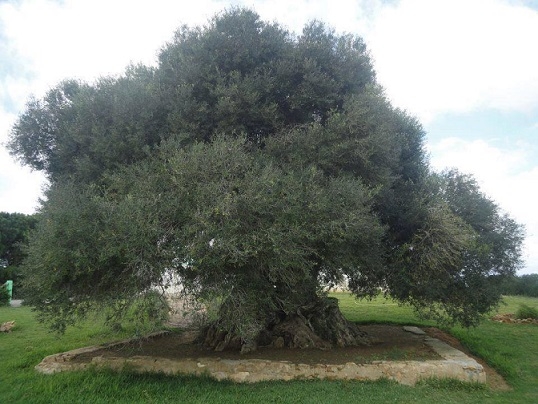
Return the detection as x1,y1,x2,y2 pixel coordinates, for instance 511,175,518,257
199,296,371,353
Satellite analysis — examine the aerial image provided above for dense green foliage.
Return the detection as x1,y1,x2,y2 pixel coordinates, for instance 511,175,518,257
0,212,37,268
502,274,538,297
0,284,9,306
515,303,538,320
0,212,38,297
8,9,524,337
389,169,525,326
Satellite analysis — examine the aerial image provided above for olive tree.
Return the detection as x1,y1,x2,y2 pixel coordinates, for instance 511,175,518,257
9,9,524,350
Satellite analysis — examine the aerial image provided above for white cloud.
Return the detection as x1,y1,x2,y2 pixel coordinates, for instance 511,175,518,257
365,0,538,122
0,151,47,214
0,0,227,109
0,74,33,112
251,0,381,34
0,110,47,214
428,137,538,274
428,137,528,181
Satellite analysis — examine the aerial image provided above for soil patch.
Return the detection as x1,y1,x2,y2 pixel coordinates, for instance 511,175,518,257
75,325,438,365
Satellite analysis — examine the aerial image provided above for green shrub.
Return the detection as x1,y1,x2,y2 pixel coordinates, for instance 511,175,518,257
515,303,538,320
0,285,9,306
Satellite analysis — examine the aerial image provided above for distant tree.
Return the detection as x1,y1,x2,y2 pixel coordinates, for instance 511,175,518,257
0,212,37,269
518,275,538,297
0,212,38,297
502,274,538,297
8,9,525,349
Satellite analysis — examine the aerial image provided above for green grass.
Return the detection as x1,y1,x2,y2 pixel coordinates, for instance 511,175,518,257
1,295,537,403
496,295,538,314
334,293,438,326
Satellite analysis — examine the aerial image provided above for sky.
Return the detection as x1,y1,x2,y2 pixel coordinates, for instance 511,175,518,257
0,0,537,274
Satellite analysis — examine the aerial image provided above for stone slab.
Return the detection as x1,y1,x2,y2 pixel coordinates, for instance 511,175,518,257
403,326,426,335
35,327,486,386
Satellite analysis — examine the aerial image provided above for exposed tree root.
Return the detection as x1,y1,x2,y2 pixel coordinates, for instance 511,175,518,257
199,297,371,353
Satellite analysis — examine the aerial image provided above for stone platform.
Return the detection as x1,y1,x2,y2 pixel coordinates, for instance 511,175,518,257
35,327,486,386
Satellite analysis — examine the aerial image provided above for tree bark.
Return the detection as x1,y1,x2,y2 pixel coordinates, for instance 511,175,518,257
199,296,371,353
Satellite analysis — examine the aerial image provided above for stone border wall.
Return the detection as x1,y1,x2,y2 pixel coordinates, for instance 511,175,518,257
35,327,485,386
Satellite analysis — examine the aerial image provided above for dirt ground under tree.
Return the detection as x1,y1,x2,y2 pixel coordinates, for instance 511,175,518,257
73,324,510,390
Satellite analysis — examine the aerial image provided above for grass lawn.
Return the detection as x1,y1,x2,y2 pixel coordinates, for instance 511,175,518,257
1,295,537,403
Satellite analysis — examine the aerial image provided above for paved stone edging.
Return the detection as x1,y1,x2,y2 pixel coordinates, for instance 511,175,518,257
35,328,486,386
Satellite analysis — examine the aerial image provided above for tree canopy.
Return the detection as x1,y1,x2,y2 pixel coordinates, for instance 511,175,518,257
8,9,524,346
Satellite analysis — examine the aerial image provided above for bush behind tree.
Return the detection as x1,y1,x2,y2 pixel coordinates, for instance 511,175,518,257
0,212,38,298
502,274,538,297
0,284,9,306
515,303,538,320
